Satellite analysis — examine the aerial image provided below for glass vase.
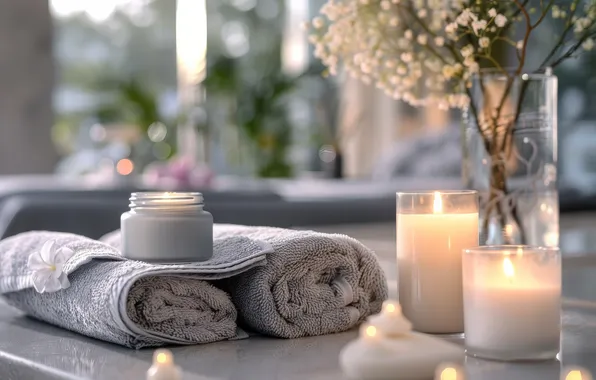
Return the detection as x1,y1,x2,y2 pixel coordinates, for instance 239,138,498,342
463,69,558,247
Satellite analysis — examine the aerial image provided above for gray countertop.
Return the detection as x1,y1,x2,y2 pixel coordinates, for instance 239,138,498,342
2,221,596,380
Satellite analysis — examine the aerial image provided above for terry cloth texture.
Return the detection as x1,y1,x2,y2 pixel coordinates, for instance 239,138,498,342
213,224,388,338
0,231,270,348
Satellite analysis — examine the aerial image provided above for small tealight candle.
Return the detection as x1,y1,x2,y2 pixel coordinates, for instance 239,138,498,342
562,367,593,380
146,349,182,380
367,300,412,338
463,246,561,361
359,323,386,350
340,300,463,380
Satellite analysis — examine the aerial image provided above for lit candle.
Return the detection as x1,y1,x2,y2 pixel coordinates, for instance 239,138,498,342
340,310,463,380
434,363,466,380
463,246,561,361
396,191,478,333
562,367,593,380
367,300,412,338
359,323,385,350
146,349,182,380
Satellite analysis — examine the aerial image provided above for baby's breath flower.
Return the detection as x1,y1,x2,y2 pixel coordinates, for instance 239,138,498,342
312,17,325,29
307,0,590,110
472,19,487,35
516,40,524,50
552,5,561,18
460,44,474,58
495,14,507,27
445,22,458,34
463,56,479,73
574,17,592,33
442,65,456,78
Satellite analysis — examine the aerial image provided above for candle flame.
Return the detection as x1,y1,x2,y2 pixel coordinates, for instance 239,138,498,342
156,353,168,364
440,368,457,380
564,367,593,380
382,301,398,314
566,371,582,380
434,363,464,380
153,349,174,366
503,257,515,278
433,192,443,214
365,325,377,338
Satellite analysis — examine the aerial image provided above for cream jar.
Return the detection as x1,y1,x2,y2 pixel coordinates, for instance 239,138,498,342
121,192,213,262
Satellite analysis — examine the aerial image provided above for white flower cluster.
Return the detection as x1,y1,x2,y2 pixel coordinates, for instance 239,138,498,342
307,0,596,109
573,2,596,51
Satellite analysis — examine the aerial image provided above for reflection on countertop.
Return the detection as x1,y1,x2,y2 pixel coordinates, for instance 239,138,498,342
2,218,596,379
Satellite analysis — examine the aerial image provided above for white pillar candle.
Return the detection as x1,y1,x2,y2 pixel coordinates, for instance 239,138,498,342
147,349,182,380
463,246,561,361
396,191,478,334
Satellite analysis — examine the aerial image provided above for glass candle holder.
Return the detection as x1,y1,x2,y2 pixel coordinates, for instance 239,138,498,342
396,191,478,334
463,246,561,361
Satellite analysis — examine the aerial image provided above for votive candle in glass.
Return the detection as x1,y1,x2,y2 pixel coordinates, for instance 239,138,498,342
463,246,561,361
396,191,478,334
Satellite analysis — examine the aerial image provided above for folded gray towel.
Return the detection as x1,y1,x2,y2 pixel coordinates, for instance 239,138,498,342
0,231,270,348
102,225,388,338
213,225,388,338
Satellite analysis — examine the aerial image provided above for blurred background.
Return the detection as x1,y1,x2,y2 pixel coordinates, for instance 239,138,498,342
0,0,595,237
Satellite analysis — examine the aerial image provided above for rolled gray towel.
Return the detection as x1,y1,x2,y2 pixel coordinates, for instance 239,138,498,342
0,231,270,348
215,224,388,338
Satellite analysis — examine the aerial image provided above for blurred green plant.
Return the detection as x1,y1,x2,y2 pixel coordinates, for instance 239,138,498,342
204,57,298,178
95,78,177,167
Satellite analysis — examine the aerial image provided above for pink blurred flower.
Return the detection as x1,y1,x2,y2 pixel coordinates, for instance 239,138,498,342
144,157,214,189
